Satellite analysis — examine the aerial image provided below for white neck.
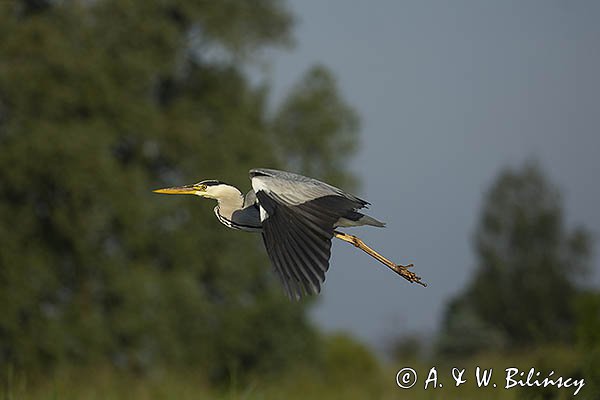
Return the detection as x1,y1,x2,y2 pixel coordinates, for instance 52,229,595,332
208,185,244,219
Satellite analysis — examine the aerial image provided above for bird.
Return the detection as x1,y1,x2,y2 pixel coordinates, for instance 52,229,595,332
153,168,425,299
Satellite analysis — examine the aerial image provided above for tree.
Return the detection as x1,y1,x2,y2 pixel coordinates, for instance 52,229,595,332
437,162,592,356
575,292,600,397
0,0,359,380
272,65,360,189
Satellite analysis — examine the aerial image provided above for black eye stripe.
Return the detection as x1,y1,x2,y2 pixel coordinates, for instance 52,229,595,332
197,180,229,187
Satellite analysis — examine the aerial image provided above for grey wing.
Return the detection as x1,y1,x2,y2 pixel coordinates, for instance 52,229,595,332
250,168,368,299
243,189,257,208
249,168,369,207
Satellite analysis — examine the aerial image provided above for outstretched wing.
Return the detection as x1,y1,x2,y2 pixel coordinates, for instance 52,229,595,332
250,168,368,299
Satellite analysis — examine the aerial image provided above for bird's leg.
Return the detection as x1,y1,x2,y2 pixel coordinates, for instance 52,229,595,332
333,230,426,287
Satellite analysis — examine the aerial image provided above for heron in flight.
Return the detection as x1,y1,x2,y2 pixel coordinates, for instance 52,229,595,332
154,168,425,299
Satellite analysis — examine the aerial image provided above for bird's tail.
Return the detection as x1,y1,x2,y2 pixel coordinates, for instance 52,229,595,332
337,211,386,228
358,214,386,227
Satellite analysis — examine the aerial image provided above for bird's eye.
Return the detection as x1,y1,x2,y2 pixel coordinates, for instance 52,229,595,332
196,184,207,191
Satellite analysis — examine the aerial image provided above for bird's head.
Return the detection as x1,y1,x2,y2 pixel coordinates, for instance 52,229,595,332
153,180,240,201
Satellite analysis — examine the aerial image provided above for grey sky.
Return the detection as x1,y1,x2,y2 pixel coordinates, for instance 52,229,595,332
265,1,600,351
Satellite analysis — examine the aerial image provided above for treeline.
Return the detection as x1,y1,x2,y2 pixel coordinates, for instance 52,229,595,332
437,162,592,356
393,162,600,396
0,0,359,381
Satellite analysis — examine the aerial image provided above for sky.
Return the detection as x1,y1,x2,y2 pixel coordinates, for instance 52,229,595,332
263,0,600,352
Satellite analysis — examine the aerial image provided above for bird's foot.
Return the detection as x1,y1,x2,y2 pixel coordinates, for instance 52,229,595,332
392,263,427,287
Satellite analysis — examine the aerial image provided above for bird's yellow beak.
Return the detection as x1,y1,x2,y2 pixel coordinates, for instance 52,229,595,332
153,185,198,195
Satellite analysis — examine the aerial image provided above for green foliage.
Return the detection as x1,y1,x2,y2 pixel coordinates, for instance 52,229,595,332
272,65,360,189
0,0,359,381
389,333,424,362
575,292,600,398
321,333,381,385
437,162,592,357
3,345,589,400
575,292,600,349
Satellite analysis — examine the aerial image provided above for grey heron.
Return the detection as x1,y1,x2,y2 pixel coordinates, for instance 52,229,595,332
154,168,425,299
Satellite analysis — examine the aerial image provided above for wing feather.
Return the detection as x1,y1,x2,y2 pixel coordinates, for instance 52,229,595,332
261,214,301,298
250,168,369,207
258,197,326,298
263,236,290,293
286,226,327,283
281,231,322,294
274,219,319,296
251,170,367,299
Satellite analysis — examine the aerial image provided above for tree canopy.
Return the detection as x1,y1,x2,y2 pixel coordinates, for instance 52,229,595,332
437,162,592,356
0,0,360,379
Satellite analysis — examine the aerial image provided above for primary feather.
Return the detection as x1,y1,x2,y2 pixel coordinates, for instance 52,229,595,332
249,168,382,299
